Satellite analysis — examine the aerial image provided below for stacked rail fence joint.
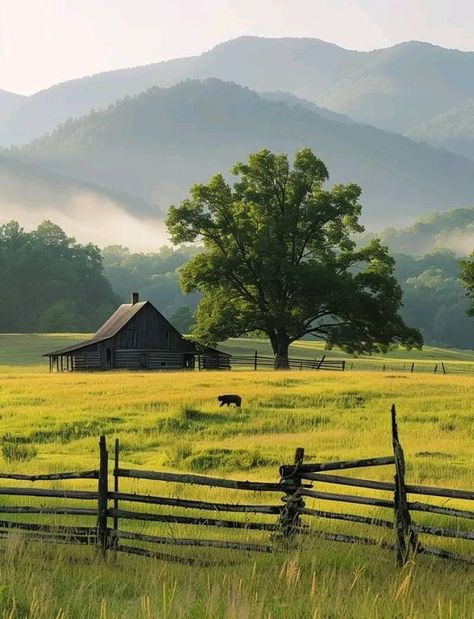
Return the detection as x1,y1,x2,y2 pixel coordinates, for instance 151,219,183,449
0,405,472,566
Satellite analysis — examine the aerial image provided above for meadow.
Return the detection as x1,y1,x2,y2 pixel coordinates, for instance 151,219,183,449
0,335,472,617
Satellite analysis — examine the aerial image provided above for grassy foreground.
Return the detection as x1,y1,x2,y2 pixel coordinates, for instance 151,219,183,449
0,360,472,617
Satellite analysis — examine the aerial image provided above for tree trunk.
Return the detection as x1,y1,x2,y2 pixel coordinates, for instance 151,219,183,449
271,330,290,370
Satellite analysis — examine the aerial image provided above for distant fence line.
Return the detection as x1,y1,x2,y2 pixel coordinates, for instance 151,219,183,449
228,351,474,375
0,406,472,567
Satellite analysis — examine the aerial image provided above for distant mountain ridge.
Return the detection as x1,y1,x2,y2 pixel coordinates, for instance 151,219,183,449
0,89,25,123
12,79,474,230
5,36,474,145
406,102,474,160
362,207,474,255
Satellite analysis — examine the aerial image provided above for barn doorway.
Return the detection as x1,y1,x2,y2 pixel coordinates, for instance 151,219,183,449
106,348,112,369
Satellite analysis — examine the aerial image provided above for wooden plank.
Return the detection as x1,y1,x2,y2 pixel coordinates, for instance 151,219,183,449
392,403,416,566
280,456,395,477
108,492,282,514
114,544,219,566
418,545,474,565
116,468,301,492
0,520,97,536
308,469,474,502
0,487,97,500
0,506,96,516
0,470,99,482
116,530,273,553
304,473,394,492
308,529,395,550
97,435,109,553
406,484,474,502
108,508,279,531
412,523,474,541
113,438,119,538
0,531,96,545
278,447,305,538
301,508,394,529
408,502,474,520
300,489,394,509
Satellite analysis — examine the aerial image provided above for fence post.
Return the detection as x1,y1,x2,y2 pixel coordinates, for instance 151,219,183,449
410,362,415,374
441,362,446,375
111,438,119,549
97,435,109,556
254,350,258,371
316,355,326,370
278,447,305,540
391,405,417,566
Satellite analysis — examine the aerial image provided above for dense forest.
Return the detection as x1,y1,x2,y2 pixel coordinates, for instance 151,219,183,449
0,219,473,348
0,220,118,332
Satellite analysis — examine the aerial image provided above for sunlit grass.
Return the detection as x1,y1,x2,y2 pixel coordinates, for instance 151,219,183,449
0,352,473,617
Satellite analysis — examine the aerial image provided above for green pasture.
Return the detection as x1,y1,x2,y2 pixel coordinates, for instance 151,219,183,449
0,335,472,617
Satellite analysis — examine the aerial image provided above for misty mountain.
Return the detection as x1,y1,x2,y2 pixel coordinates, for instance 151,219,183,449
259,91,355,124
0,151,161,249
14,79,474,229
0,36,369,145
4,37,474,145
0,89,25,123
319,41,474,133
406,102,474,160
361,207,474,255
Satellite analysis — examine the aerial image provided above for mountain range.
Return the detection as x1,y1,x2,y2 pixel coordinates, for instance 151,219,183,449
7,78,474,230
2,36,474,245
3,36,474,145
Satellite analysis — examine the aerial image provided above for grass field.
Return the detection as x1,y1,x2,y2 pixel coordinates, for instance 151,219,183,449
0,335,472,617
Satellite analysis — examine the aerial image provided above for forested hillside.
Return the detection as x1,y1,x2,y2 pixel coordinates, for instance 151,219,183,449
0,221,118,332
1,217,472,348
406,102,474,160
14,79,474,228
361,208,474,255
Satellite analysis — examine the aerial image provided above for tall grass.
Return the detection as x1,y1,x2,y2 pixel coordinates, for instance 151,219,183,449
0,365,472,617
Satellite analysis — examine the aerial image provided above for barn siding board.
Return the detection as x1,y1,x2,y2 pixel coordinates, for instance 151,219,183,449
113,305,185,351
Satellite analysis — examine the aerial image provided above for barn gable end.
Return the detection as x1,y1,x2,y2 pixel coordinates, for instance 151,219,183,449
43,293,229,371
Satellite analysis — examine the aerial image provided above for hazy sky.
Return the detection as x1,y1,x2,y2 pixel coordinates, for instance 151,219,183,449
1,0,473,95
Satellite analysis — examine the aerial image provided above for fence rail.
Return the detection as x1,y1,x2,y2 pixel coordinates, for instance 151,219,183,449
0,406,472,567
228,350,474,376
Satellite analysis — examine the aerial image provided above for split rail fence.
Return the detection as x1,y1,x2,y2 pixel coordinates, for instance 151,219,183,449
228,352,474,375
231,352,345,371
0,406,472,567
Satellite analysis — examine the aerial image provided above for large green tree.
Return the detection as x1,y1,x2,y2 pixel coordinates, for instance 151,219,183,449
167,148,422,368
459,253,474,316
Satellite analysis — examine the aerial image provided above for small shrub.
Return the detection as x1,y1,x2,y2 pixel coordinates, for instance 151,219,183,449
439,421,456,432
186,448,277,473
156,406,205,434
2,442,38,463
164,442,193,466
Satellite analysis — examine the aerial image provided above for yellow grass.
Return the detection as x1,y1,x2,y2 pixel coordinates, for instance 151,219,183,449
0,364,472,617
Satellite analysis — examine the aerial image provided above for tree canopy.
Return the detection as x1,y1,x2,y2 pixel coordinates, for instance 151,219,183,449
459,253,474,317
167,148,423,367
0,220,118,332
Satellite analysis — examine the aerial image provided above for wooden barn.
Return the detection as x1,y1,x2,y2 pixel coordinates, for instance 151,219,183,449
43,293,230,372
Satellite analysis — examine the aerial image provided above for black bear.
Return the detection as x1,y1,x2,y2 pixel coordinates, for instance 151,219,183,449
217,394,242,407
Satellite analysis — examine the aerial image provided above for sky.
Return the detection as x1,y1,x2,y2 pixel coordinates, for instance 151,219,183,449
1,0,473,95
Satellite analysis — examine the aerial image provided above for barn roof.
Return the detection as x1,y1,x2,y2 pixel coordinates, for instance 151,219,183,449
43,300,195,356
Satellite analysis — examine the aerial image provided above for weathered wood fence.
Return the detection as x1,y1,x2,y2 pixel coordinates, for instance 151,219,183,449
231,352,345,371
0,406,472,567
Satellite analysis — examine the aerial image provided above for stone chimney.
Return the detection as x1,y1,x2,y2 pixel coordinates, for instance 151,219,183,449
131,292,139,305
